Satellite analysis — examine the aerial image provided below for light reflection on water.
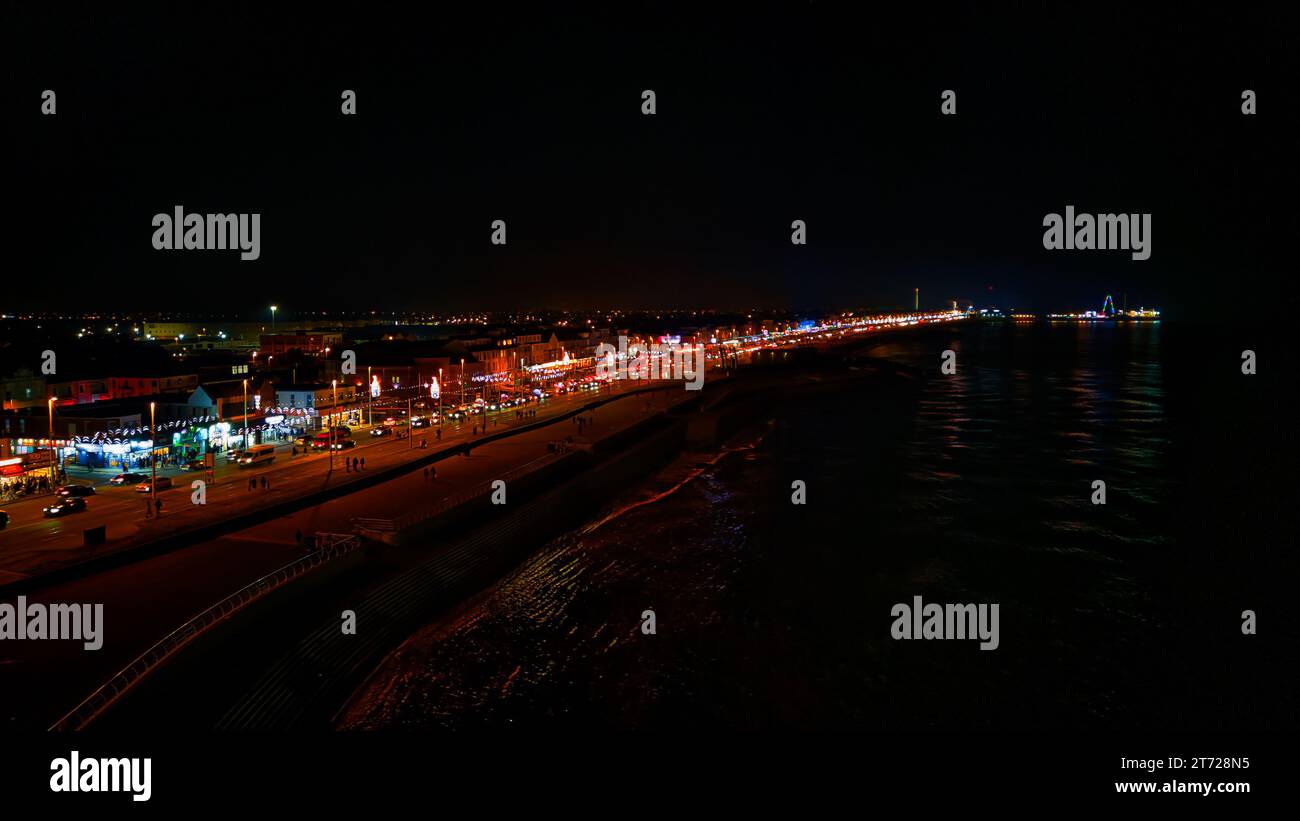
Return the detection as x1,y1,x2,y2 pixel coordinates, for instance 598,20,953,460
338,322,1207,730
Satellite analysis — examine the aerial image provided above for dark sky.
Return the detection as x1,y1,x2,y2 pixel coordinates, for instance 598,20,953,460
4,5,1293,316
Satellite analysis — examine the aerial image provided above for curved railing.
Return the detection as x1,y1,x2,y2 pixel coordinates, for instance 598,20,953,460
48,533,362,732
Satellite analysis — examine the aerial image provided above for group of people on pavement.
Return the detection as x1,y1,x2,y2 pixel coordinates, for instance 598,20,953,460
247,476,271,491
0,474,57,501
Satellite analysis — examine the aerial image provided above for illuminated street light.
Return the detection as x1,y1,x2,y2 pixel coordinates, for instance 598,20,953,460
149,401,157,509
330,379,337,473
47,398,56,485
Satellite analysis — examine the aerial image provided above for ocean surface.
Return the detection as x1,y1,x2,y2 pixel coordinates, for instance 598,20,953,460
339,320,1299,730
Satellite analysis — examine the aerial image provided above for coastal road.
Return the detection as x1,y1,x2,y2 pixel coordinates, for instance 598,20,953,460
0,378,668,583
0,383,691,730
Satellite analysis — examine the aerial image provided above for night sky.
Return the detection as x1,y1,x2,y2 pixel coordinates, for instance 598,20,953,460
5,6,1292,316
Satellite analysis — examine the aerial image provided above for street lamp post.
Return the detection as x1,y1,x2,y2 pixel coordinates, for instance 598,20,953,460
270,305,277,334
437,367,443,430
330,379,337,473
47,398,56,486
460,358,465,408
367,366,372,427
242,379,248,452
149,401,157,513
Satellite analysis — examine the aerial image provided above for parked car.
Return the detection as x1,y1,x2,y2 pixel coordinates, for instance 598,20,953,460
136,477,174,493
109,472,148,485
43,497,87,517
57,484,96,497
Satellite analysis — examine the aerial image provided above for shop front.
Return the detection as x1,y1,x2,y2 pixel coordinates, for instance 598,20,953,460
0,449,64,499
69,436,156,471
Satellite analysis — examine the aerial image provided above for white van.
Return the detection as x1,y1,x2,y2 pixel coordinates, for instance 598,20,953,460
237,444,276,467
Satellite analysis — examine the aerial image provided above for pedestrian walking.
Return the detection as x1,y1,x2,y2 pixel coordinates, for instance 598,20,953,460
352,457,358,471
295,528,302,544
360,457,365,469
154,498,162,517
261,476,268,489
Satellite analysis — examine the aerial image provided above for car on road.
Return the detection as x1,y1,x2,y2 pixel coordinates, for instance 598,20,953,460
57,484,96,497
43,497,87,517
0,510,8,529
411,418,430,428
181,459,206,471
136,477,174,493
110,472,148,485
369,427,391,437
331,439,356,450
